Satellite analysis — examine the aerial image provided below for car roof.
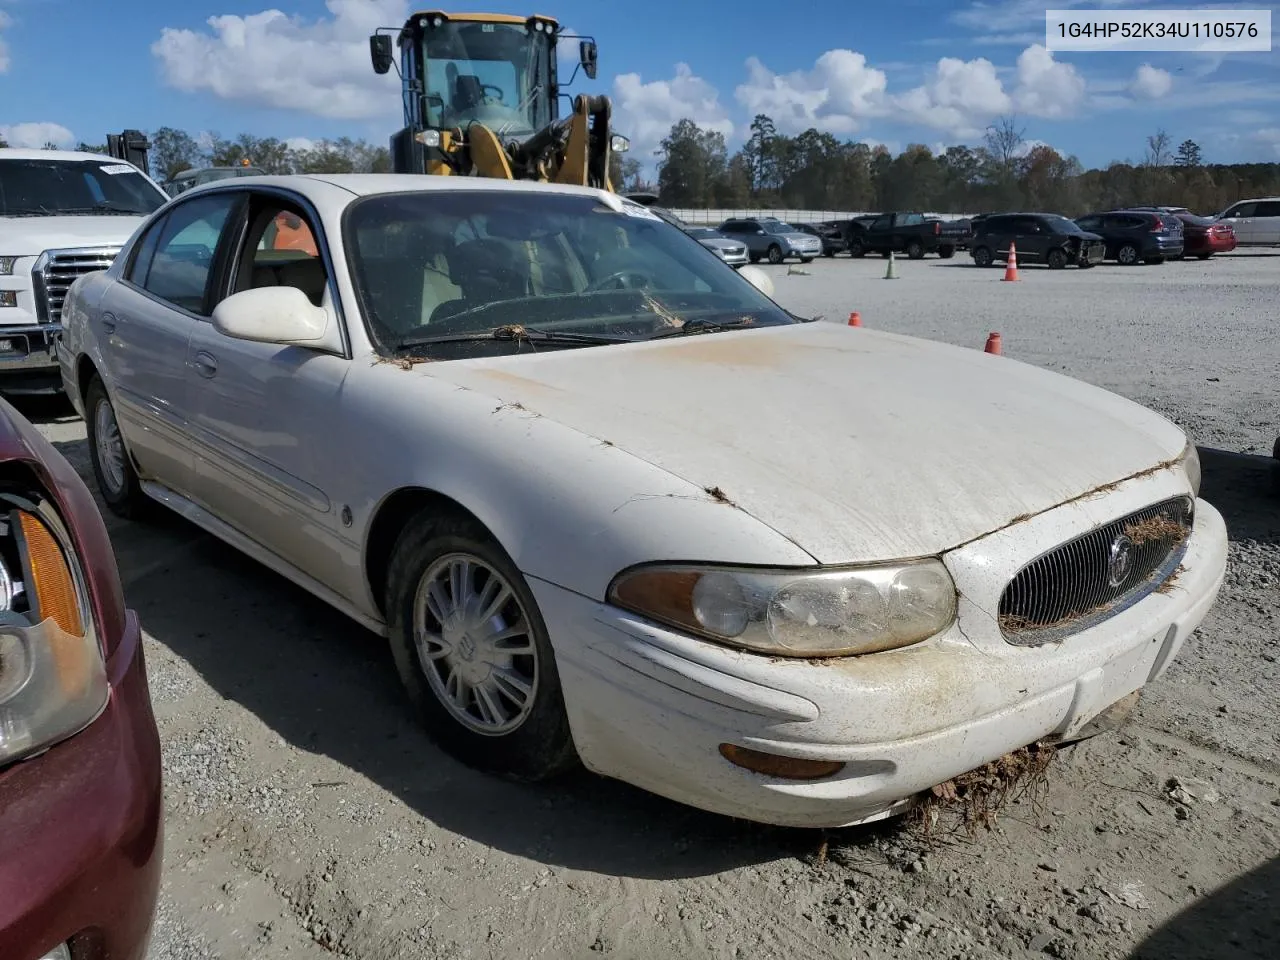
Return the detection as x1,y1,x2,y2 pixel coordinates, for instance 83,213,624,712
0,147,143,165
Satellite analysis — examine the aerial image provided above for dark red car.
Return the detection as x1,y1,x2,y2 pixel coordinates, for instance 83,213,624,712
0,398,161,959
1177,213,1237,259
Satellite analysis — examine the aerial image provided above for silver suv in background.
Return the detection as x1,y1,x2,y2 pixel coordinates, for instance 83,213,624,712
1216,197,1280,247
716,217,823,264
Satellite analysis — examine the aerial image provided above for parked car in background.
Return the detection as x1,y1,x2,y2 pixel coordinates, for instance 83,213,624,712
843,212,957,259
1214,197,1280,247
717,217,823,263
1174,213,1237,259
60,172,1226,830
1129,205,1191,216
932,216,975,250
0,398,161,959
0,148,170,395
969,213,1104,269
794,222,847,257
1073,210,1184,264
161,163,266,197
682,226,749,268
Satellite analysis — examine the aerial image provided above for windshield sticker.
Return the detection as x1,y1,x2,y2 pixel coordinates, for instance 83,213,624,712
99,164,136,175
619,202,662,222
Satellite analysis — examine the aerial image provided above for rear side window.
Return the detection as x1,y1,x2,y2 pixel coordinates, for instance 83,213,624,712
900,213,924,226
1253,201,1280,217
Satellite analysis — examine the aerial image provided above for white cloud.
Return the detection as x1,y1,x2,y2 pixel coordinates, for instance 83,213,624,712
733,50,888,135
890,44,1083,138
613,63,733,159
894,57,1011,138
151,0,404,120
285,136,317,152
1013,137,1052,158
0,122,75,149
0,10,10,74
1011,44,1086,118
1129,63,1173,99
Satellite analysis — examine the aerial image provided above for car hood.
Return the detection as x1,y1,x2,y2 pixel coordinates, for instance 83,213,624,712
778,232,819,242
1,215,148,256
1072,231,1104,241
422,322,1187,564
696,237,743,251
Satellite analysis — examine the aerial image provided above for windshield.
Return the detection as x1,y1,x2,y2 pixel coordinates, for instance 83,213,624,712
345,191,795,357
1045,215,1086,234
0,158,167,216
421,21,553,136
765,221,796,234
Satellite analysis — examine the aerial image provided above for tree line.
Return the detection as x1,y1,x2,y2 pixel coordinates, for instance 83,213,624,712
648,113,1279,217
6,117,1274,217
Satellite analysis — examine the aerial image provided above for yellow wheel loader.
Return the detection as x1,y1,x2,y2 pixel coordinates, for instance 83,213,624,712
369,11,629,190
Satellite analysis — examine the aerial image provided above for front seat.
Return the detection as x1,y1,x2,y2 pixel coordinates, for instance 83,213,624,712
431,238,531,324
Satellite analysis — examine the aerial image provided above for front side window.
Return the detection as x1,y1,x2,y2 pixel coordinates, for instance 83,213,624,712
0,157,168,217
1222,202,1256,218
421,21,553,136
345,191,794,357
133,192,237,314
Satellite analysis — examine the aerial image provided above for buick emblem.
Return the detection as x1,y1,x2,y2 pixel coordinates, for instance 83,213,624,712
1108,534,1135,588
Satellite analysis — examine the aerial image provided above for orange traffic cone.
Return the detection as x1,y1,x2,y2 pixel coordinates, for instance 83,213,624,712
1002,241,1019,281
985,332,1002,354
848,311,862,327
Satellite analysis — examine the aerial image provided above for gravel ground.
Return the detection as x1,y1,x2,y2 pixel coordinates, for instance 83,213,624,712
23,248,1280,960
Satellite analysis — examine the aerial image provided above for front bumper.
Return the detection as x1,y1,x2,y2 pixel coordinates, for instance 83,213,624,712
0,323,62,379
0,610,163,959
536,495,1227,829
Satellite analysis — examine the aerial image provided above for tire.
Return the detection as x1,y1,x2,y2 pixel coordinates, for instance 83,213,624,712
1197,253,1212,260
767,245,783,264
823,250,835,258
906,240,925,260
800,256,814,264
84,375,151,519
385,510,578,782
937,246,955,259
1046,248,1067,270
1078,260,1095,269
847,239,865,258
748,253,760,264
972,245,993,267
1117,243,1140,265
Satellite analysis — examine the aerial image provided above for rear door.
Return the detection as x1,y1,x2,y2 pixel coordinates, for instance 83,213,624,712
98,189,243,493
1250,200,1280,245
1010,217,1048,261
979,216,1013,260
1219,201,1257,244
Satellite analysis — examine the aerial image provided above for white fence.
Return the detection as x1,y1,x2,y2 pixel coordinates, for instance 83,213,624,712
667,208,978,225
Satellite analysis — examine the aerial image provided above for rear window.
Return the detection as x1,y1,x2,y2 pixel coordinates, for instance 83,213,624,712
1179,214,1215,227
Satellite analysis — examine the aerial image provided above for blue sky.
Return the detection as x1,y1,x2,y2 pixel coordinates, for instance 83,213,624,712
4,0,1280,171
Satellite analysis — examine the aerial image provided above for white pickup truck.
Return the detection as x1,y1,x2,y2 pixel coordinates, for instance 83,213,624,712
0,148,169,394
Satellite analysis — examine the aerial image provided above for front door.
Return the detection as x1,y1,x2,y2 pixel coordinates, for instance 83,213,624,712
1219,201,1257,245
184,192,353,594
97,190,241,494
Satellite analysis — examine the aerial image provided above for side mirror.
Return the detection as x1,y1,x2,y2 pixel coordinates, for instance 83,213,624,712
738,265,775,299
212,286,334,349
370,34,394,75
756,229,766,235
579,40,598,80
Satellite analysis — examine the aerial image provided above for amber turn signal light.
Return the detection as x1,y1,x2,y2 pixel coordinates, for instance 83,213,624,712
18,510,83,638
718,743,844,781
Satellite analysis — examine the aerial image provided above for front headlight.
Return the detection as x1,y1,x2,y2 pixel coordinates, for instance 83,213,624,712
608,559,958,658
0,489,106,766
1179,441,1201,498
0,257,18,276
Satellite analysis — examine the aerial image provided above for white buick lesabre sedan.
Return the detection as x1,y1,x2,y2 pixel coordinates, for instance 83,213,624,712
57,174,1228,829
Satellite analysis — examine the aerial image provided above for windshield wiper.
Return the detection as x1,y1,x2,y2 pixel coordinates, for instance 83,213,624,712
57,204,150,216
644,317,758,339
394,323,635,351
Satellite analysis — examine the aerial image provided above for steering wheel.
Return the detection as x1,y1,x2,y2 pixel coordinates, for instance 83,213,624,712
587,269,656,292
481,84,505,103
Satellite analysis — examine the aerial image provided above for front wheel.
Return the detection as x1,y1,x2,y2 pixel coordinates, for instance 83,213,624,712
767,245,784,264
1046,248,1067,270
85,375,151,519
972,245,993,267
385,511,578,781
847,239,865,258
1197,253,1213,260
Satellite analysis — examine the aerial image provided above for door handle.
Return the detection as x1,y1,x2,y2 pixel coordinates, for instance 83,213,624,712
193,351,217,378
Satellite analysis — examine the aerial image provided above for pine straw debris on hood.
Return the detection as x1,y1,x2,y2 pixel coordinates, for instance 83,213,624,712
911,742,1058,840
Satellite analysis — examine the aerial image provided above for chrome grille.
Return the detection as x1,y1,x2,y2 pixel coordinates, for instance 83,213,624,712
999,496,1193,645
33,246,120,325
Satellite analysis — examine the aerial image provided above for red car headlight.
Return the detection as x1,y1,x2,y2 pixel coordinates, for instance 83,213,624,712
0,488,106,766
